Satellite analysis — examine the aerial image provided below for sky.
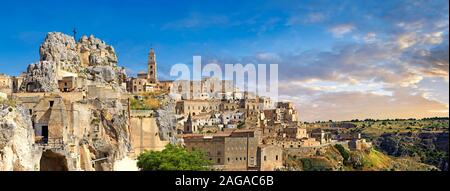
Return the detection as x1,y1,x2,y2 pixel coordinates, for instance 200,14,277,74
0,0,448,121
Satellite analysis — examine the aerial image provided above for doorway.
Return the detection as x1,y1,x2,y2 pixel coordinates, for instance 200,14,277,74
42,126,48,143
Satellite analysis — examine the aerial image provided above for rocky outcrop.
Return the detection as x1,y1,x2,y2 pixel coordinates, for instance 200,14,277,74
20,61,59,92
78,35,118,67
0,104,41,171
156,95,178,144
20,32,127,93
85,99,131,170
39,32,81,73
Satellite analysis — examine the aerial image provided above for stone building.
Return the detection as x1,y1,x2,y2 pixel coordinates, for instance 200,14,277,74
310,129,332,144
257,145,283,171
263,102,298,125
126,48,162,93
0,73,11,88
10,91,131,171
147,48,158,84
183,129,258,170
12,73,25,93
31,95,68,145
283,127,308,139
220,111,245,125
0,73,12,94
57,76,77,92
172,77,235,100
158,80,174,92
263,109,282,124
220,100,240,111
348,134,372,151
127,77,145,93
263,137,320,149
175,99,221,116
184,112,222,134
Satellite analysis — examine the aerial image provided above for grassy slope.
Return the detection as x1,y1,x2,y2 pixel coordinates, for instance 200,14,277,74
287,146,437,171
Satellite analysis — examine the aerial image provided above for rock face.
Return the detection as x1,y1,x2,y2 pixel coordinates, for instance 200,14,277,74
374,132,449,171
20,32,127,92
0,104,41,171
4,32,133,171
87,99,131,170
78,35,118,67
39,32,81,73
20,61,59,92
156,95,178,144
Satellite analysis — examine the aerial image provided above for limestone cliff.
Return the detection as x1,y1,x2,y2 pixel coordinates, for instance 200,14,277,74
156,95,179,144
20,61,59,92
0,104,41,171
85,99,131,170
20,32,127,92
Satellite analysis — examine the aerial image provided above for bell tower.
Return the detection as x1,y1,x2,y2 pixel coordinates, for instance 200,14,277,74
147,48,158,83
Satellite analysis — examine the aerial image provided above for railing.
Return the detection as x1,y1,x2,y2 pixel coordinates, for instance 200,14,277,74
36,137,64,150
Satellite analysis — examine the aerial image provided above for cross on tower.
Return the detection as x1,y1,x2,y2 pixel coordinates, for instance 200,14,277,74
73,27,77,41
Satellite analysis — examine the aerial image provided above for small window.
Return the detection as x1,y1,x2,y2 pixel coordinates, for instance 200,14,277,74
276,155,279,161
264,156,267,161
49,101,54,108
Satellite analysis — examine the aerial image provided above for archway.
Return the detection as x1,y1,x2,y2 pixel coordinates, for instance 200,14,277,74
40,150,69,171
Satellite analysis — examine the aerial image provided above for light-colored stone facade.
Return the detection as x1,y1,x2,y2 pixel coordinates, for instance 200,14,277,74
175,100,221,116
183,130,258,170
129,110,169,155
0,74,12,95
257,145,283,171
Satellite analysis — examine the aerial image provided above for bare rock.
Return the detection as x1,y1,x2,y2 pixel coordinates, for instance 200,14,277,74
0,104,41,171
19,61,59,92
39,32,81,73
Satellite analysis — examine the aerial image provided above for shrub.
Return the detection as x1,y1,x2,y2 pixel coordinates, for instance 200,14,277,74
137,144,211,171
334,144,350,162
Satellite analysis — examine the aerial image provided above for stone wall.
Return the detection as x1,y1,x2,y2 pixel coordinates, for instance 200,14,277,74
129,111,169,155
257,145,283,171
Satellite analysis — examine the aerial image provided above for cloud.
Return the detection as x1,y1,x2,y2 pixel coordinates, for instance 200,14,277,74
280,86,449,122
162,13,229,29
329,24,355,38
404,38,449,79
286,12,326,25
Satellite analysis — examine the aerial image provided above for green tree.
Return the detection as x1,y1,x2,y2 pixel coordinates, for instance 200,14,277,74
334,144,350,162
137,144,211,171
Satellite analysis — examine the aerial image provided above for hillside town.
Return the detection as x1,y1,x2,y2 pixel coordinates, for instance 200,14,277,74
0,32,445,171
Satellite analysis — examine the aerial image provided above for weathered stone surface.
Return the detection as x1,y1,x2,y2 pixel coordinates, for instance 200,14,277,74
0,104,41,171
39,32,81,73
20,32,127,92
86,99,131,170
19,61,59,92
156,95,178,144
87,66,116,83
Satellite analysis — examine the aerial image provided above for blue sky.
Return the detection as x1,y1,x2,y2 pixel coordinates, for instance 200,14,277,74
0,0,448,121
